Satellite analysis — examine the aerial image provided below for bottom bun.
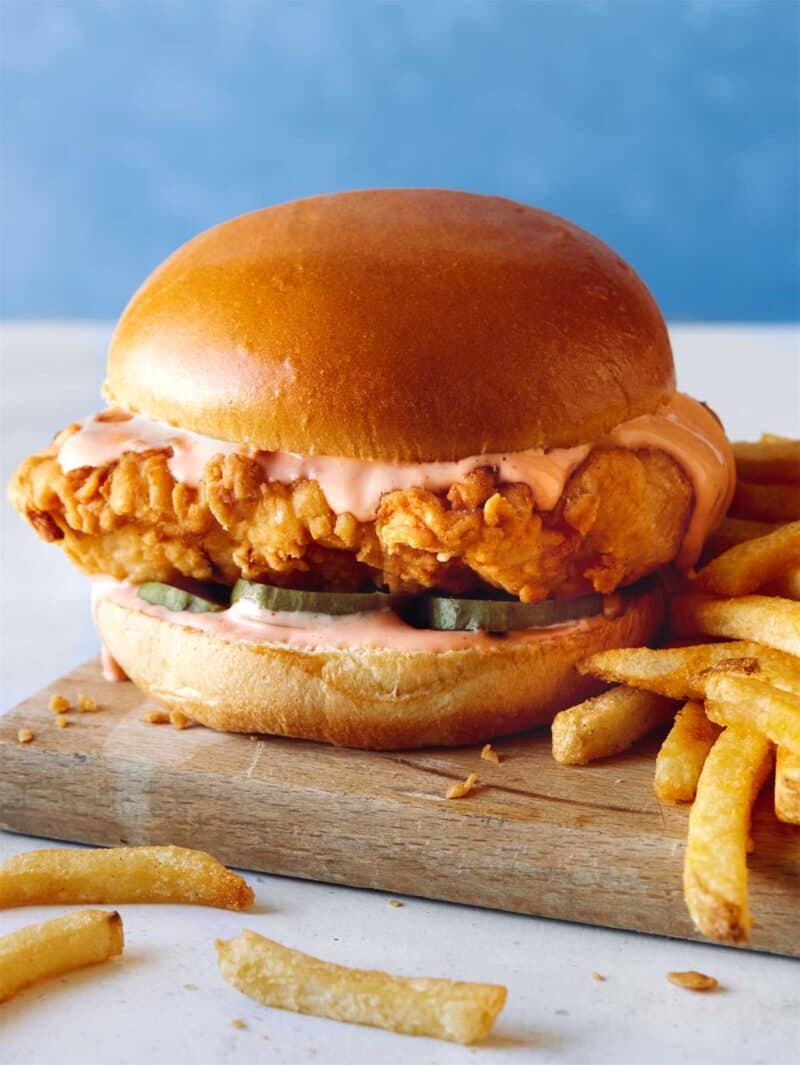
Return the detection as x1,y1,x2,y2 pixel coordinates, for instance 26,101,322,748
96,580,665,750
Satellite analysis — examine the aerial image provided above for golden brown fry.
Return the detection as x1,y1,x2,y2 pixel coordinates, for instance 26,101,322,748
775,746,800,824
551,685,675,766
729,481,800,523
733,438,800,484
580,641,800,700
654,700,721,803
696,522,800,596
684,727,773,944
670,594,800,657
704,675,800,754
760,565,800,601
0,909,123,1002
0,845,254,911
216,931,507,1045
701,517,778,562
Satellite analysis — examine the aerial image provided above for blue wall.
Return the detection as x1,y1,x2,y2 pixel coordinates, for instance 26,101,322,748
1,0,797,321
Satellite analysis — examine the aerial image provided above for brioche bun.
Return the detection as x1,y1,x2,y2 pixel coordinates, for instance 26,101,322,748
95,580,665,749
105,189,674,462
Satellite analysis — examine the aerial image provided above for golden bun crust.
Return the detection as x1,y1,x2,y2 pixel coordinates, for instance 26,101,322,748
105,189,675,461
95,581,665,749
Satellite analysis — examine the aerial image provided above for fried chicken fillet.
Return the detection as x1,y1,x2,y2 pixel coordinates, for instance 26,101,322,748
10,421,692,603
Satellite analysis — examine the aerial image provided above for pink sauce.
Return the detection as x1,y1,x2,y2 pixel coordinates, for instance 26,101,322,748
62,393,734,568
91,578,596,654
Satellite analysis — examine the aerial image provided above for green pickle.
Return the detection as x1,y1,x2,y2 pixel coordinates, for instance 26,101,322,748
231,579,405,615
422,591,604,632
138,581,227,614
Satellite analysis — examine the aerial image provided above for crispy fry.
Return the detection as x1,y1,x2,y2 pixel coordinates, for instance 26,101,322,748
0,909,123,1002
0,845,254,910
670,594,800,656
760,565,800,601
701,517,778,562
683,727,773,944
551,685,675,765
775,746,800,824
654,700,721,803
704,675,800,754
733,437,800,484
216,931,507,1045
696,522,800,596
729,481,800,523
581,641,800,700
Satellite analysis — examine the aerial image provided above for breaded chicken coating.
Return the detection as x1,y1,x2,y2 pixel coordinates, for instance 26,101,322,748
10,425,692,602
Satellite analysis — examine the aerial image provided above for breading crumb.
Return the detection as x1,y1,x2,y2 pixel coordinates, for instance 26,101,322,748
388,899,404,908
667,970,718,992
480,743,501,763
77,693,99,712
231,1019,247,1030
17,728,34,744
141,710,171,724
56,714,69,729
48,693,70,713
591,971,606,982
446,772,478,800
170,710,190,730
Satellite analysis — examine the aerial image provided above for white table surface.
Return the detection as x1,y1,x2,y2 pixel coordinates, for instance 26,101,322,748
1,322,798,1065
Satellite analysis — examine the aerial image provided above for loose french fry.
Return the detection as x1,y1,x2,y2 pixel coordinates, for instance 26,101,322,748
704,675,800,754
775,746,800,824
684,727,773,944
0,909,123,1002
551,685,675,765
729,481,800,522
733,438,800,484
654,700,721,803
701,517,778,562
0,845,254,911
580,641,800,700
696,522,800,596
670,594,800,656
216,931,507,1045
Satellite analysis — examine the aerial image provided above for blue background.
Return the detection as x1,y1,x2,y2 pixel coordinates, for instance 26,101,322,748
1,0,798,321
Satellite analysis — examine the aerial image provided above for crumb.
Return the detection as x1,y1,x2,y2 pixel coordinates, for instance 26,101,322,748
249,734,258,741
141,711,170,724
446,772,478,800
480,743,500,763
170,710,190,730
77,693,99,712
232,1019,247,1030
56,714,69,729
48,693,70,713
17,729,34,744
667,970,718,992
614,778,623,785
184,983,198,991
591,971,606,982
388,899,404,908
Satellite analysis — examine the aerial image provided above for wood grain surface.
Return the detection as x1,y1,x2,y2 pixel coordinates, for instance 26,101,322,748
1,658,797,957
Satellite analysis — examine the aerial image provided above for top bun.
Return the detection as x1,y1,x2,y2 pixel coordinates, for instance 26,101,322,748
105,189,674,462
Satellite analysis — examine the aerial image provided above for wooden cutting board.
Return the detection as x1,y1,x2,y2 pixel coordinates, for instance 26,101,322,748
1,658,798,957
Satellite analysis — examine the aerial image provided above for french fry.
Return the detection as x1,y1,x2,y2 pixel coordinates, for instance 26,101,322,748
551,685,675,765
733,437,800,484
216,931,507,1045
0,909,123,1002
654,700,721,803
670,594,800,657
695,522,800,596
701,517,778,562
760,565,800,601
729,481,800,523
0,845,254,911
775,746,800,824
704,675,800,754
580,641,800,700
684,727,773,944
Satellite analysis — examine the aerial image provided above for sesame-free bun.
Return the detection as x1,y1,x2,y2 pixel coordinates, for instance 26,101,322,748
105,189,675,462
95,580,664,749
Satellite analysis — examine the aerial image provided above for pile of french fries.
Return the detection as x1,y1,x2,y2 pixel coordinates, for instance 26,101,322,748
553,434,800,945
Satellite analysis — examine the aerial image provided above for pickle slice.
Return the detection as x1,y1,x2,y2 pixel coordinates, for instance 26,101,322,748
232,579,404,615
138,581,227,614
422,591,604,632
